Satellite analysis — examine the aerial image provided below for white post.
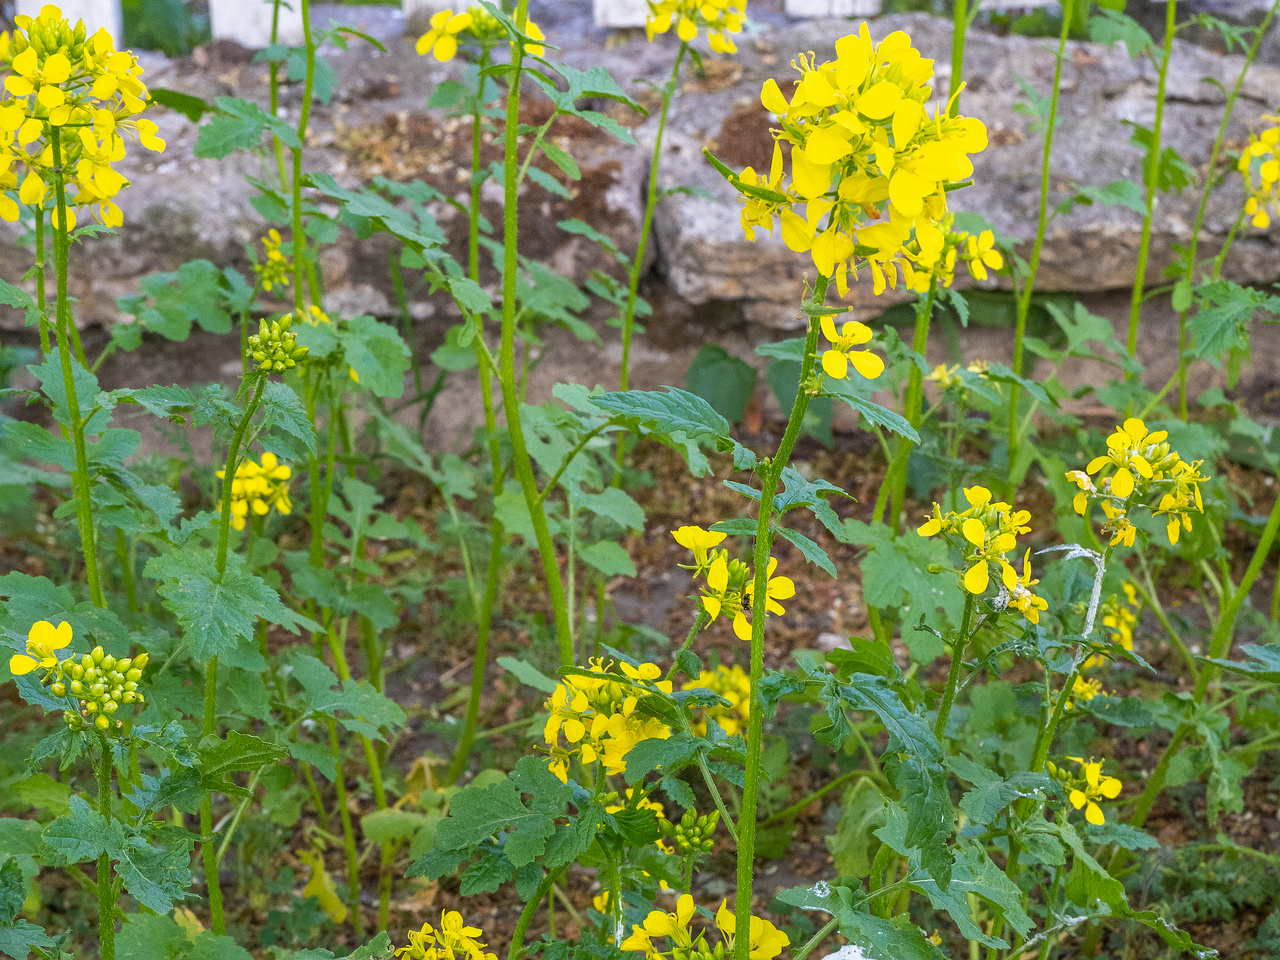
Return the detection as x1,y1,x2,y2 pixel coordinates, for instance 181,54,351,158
208,0,304,48
402,0,452,20
592,0,650,28
15,0,121,40
784,0,883,15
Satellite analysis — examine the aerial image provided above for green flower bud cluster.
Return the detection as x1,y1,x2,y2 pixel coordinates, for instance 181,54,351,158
246,315,309,373
52,646,148,734
7,13,89,64
661,808,719,856
723,559,750,594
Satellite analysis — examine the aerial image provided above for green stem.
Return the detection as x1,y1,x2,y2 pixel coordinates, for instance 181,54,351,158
507,867,567,960
665,609,710,682
735,276,829,960
1175,0,1278,418
794,918,840,960
268,0,289,192
34,205,49,356
325,715,363,935
934,591,975,739
760,767,882,827
1127,0,1178,367
498,0,574,666
114,528,137,614
49,129,104,609
619,43,685,395
290,0,316,318
888,283,936,536
1008,3,1071,491
97,735,115,960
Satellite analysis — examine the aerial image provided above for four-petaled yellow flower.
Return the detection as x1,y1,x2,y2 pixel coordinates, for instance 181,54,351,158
715,900,791,960
254,228,290,292
673,524,727,577
1087,417,1162,499
397,910,497,960
217,451,293,531
1066,757,1122,826
9,619,72,676
820,316,885,380
963,230,1003,281
1064,675,1104,711
622,893,697,956
919,485,1033,598
732,557,796,641
621,895,789,960
415,9,473,61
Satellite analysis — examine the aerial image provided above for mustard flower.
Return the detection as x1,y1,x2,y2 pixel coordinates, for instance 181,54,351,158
622,894,698,954
398,910,496,960
1065,757,1122,826
733,25,988,297
647,0,746,54
918,485,1035,599
962,229,1003,281
1064,675,1104,711
415,9,473,61
1238,116,1279,229
253,228,290,292
732,557,796,642
714,901,790,960
673,524,727,577
9,619,72,675
217,452,293,531
48,644,149,734
0,5,164,227
682,663,750,737
820,315,885,380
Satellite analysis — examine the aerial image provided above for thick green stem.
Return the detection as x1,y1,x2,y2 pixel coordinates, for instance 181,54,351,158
34,206,49,356
498,0,574,665
1127,0,1178,366
949,0,968,113
735,276,830,960
49,130,104,608
507,867,567,960
1008,4,1071,490
934,591,975,739
97,736,115,960
1175,0,1277,418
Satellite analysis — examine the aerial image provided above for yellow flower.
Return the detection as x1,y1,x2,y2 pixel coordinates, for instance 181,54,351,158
962,229,1003,281
622,894,697,954
415,9,473,61
647,0,746,54
1066,757,1122,826
398,910,497,960
715,900,790,960
673,524,727,576
732,557,796,641
682,663,750,737
1007,550,1048,624
217,452,292,530
918,486,1031,597
1064,675,1104,711
254,228,291,292
820,316,885,380
9,619,72,676
1087,417,1161,499
1239,116,1279,229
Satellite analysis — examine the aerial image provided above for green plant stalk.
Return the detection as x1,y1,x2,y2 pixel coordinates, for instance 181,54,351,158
449,50,506,784
507,866,567,960
291,0,316,315
1127,0,1178,366
735,275,830,960
664,609,710,682
96,735,115,960
934,591,975,739
949,0,968,113
49,130,105,609
324,618,394,931
201,372,268,935
115,528,137,614
616,42,686,457
794,918,840,960
325,716,363,935
498,0,575,666
760,767,883,827
1175,0,1278,417
269,0,289,192
1008,4,1071,491
888,281,937,536
34,206,50,356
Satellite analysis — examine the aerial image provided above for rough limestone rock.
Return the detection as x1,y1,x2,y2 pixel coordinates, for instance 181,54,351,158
650,13,1280,328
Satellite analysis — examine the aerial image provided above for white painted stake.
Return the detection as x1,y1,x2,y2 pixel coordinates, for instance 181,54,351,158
16,0,121,40
592,0,650,28
208,0,304,48
784,0,882,16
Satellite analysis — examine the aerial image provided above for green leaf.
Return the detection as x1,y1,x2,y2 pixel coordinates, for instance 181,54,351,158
284,649,407,742
1186,281,1280,362
777,526,836,577
497,656,558,694
592,387,731,444
149,86,210,121
1205,642,1280,681
430,323,480,372
361,809,432,844
0,919,53,959
145,550,314,660
685,346,757,425
338,316,412,399
260,380,317,455
1073,179,1146,216
824,380,920,441
426,756,572,868
775,882,945,960
578,541,637,578
623,734,700,786
195,96,301,159
198,731,288,794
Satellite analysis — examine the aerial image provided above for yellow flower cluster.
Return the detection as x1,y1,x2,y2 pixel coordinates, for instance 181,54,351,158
646,0,746,54
542,658,672,783
254,229,290,293
1064,674,1105,711
0,4,164,227
397,911,496,960
918,486,1046,621
1239,116,1279,229
6,621,148,734
1048,757,1122,826
674,526,795,641
1067,418,1207,547
416,7,543,61
682,663,750,737
217,451,293,531
622,894,789,960
899,216,1003,293
927,358,996,393
736,25,988,297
